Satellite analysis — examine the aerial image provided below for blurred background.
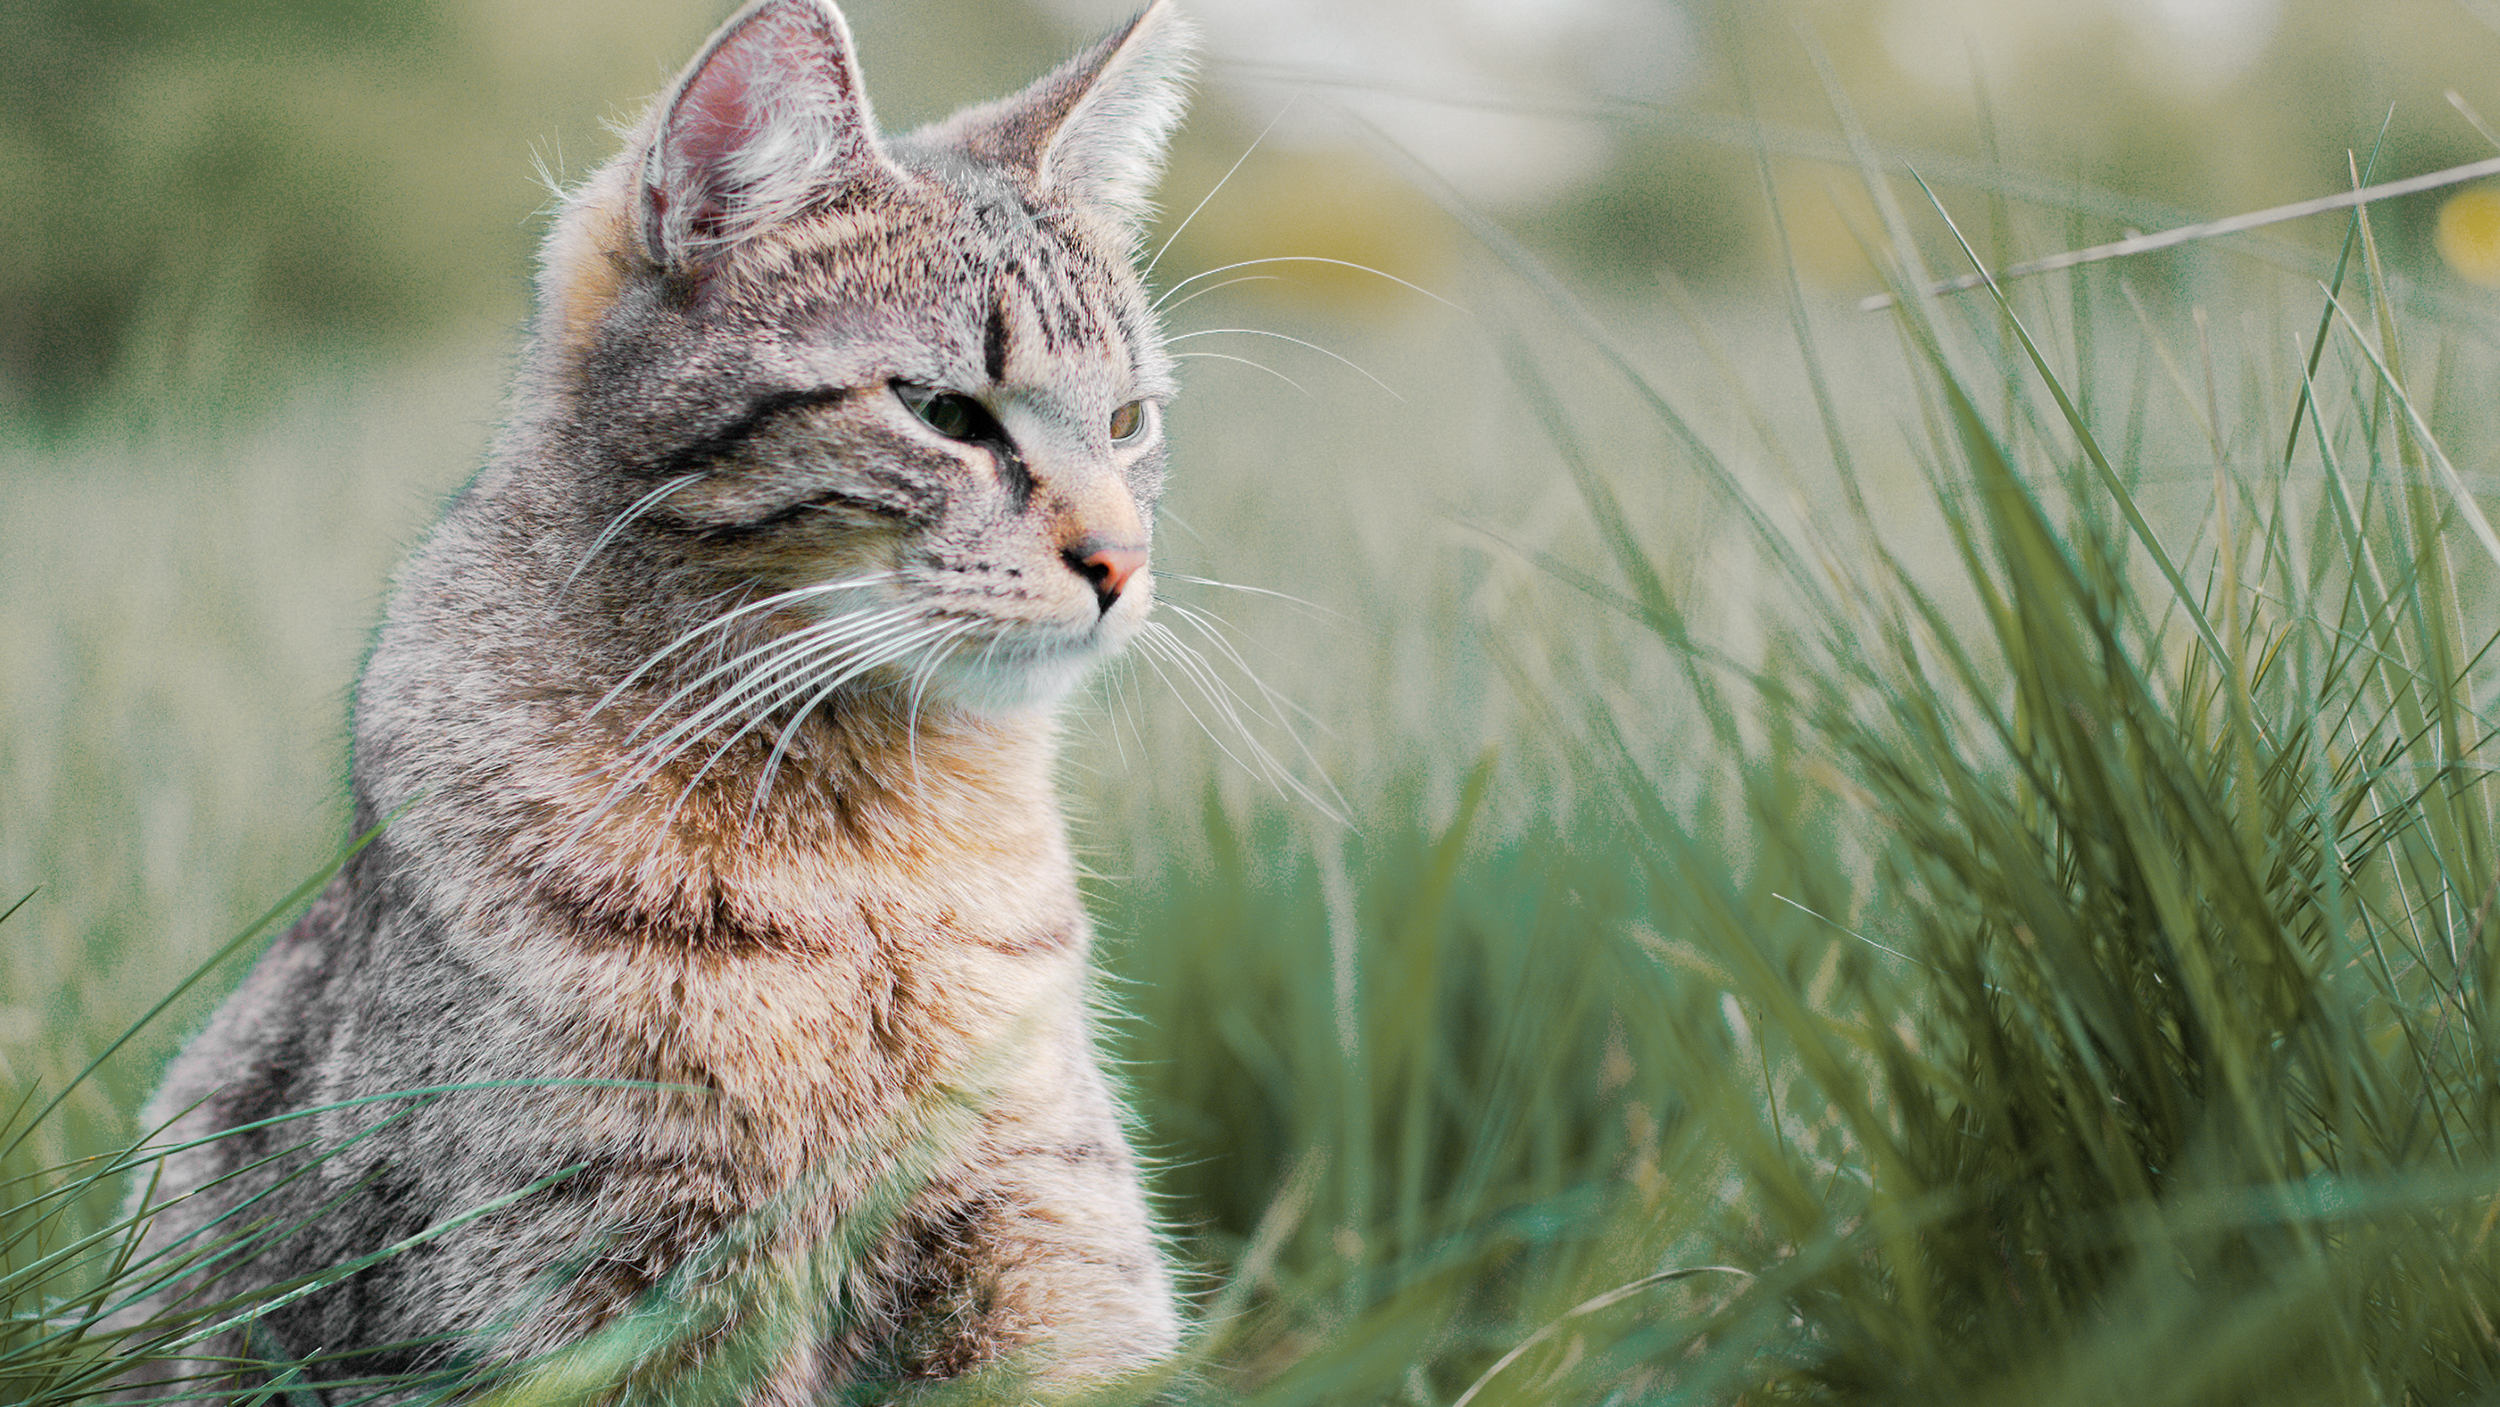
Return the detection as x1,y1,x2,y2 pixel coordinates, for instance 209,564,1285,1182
9,0,2500,1394
8,0,2499,420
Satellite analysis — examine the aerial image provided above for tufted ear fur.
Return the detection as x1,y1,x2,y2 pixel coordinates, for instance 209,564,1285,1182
639,0,905,269
913,1,1196,240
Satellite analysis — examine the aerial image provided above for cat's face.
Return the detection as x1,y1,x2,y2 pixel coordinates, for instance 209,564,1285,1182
528,0,1192,718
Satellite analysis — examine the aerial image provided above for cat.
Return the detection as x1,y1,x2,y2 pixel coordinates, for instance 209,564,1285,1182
123,0,1194,1399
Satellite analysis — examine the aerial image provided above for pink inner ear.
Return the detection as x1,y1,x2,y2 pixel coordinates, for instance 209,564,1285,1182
675,50,763,188
644,2,896,264
655,7,857,252
664,43,766,244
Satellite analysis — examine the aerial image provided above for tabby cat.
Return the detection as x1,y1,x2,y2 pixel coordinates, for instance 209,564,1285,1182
128,0,1193,1399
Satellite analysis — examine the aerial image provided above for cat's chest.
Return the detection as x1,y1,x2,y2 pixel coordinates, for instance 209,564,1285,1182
480,846,1093,1172
538,824,1082,1023
401,705,1093,1142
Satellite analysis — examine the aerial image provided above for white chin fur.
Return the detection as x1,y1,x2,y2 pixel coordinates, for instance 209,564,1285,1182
923,615,1139,714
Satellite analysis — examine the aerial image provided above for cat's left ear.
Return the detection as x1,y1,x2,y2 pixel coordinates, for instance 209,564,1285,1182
919,1,1196,238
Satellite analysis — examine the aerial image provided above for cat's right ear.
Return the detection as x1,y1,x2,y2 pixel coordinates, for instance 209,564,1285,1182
639,0,903,271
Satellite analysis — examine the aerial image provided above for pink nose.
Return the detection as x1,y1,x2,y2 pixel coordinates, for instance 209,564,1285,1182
1065,537,1148,611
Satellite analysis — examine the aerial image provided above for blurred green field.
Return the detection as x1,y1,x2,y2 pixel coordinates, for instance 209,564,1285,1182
10,0,2500,1401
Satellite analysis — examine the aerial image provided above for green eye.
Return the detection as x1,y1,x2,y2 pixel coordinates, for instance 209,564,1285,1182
1109,400,1149,443
896,383,989,441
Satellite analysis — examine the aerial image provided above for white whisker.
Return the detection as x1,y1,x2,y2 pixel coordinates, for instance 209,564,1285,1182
1116,654,1156,770
1146,99,1296,281
561,472,705,597
1155,506,1211,551
1171,351,1312,398
746,617,971,820
1131,621,1346,822
597,604,932,820
587,572,899,725
1156,274,1287,318
623,605,903,754
1166,327,1403,402
1140,620,1283,743
1159,571,1349,625
1128,628,1263,783
659,612,955,826
897,620,968,794
690,609,939,750
1156,601,1333,734
1101,655,1140,771
1156,607,1342,803
1152,256,1462,316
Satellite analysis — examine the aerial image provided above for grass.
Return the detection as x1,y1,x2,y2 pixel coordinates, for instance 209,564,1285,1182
8,60,2500,1407
1114,146,2500,1399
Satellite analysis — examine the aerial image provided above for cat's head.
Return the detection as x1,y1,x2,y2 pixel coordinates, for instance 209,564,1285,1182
520,0,1194,718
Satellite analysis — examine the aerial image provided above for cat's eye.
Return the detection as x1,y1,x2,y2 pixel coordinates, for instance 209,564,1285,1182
1109,400,1151,444
895,383,996,442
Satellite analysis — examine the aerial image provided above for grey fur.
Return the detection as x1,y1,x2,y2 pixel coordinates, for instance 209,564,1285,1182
123,2,1195,1400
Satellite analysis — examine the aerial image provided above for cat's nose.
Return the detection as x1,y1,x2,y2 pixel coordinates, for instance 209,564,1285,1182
1064,536,1148,611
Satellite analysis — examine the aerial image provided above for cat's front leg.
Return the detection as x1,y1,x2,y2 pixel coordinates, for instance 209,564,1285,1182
975,1125,1183,1387
863,1096,1180,1396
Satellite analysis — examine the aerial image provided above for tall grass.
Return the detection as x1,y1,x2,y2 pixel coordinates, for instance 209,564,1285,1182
1095,156,2500,1400
9,93,2500,1407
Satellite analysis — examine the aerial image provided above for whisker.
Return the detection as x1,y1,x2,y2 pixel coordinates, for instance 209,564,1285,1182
693,580,759,644
1141,618,1291,743
1157,608,1343,806
1128,628,1265,784
561,472,705,598
1145,622,1360,819
673,608,938,755
1132,621,1346,821
1100,655,1141,771
661,612,957,828
746,618,970,821
1156,601,1335,734
676,580,761,681
587,572,899,725
1115,653,1156,771
1157,274,1288,318
1158,571,1350,625
622,605,902,754
975,634,1012,716
1171,352,1312,398
1166,327,1403,402
1145,99,1297,281
897,620,969,795
599,606,931,816
1152,256,1462,316
1155,505,1212,551
585,574,900,724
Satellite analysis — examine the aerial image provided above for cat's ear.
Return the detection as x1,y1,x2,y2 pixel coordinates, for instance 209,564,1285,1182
639,0,903,269
921,1,1196,238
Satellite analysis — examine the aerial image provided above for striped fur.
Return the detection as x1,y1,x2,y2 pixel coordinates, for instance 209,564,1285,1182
126,2,1195,1400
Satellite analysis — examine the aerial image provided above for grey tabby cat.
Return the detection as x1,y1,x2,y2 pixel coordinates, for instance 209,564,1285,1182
128,0,1193,1399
